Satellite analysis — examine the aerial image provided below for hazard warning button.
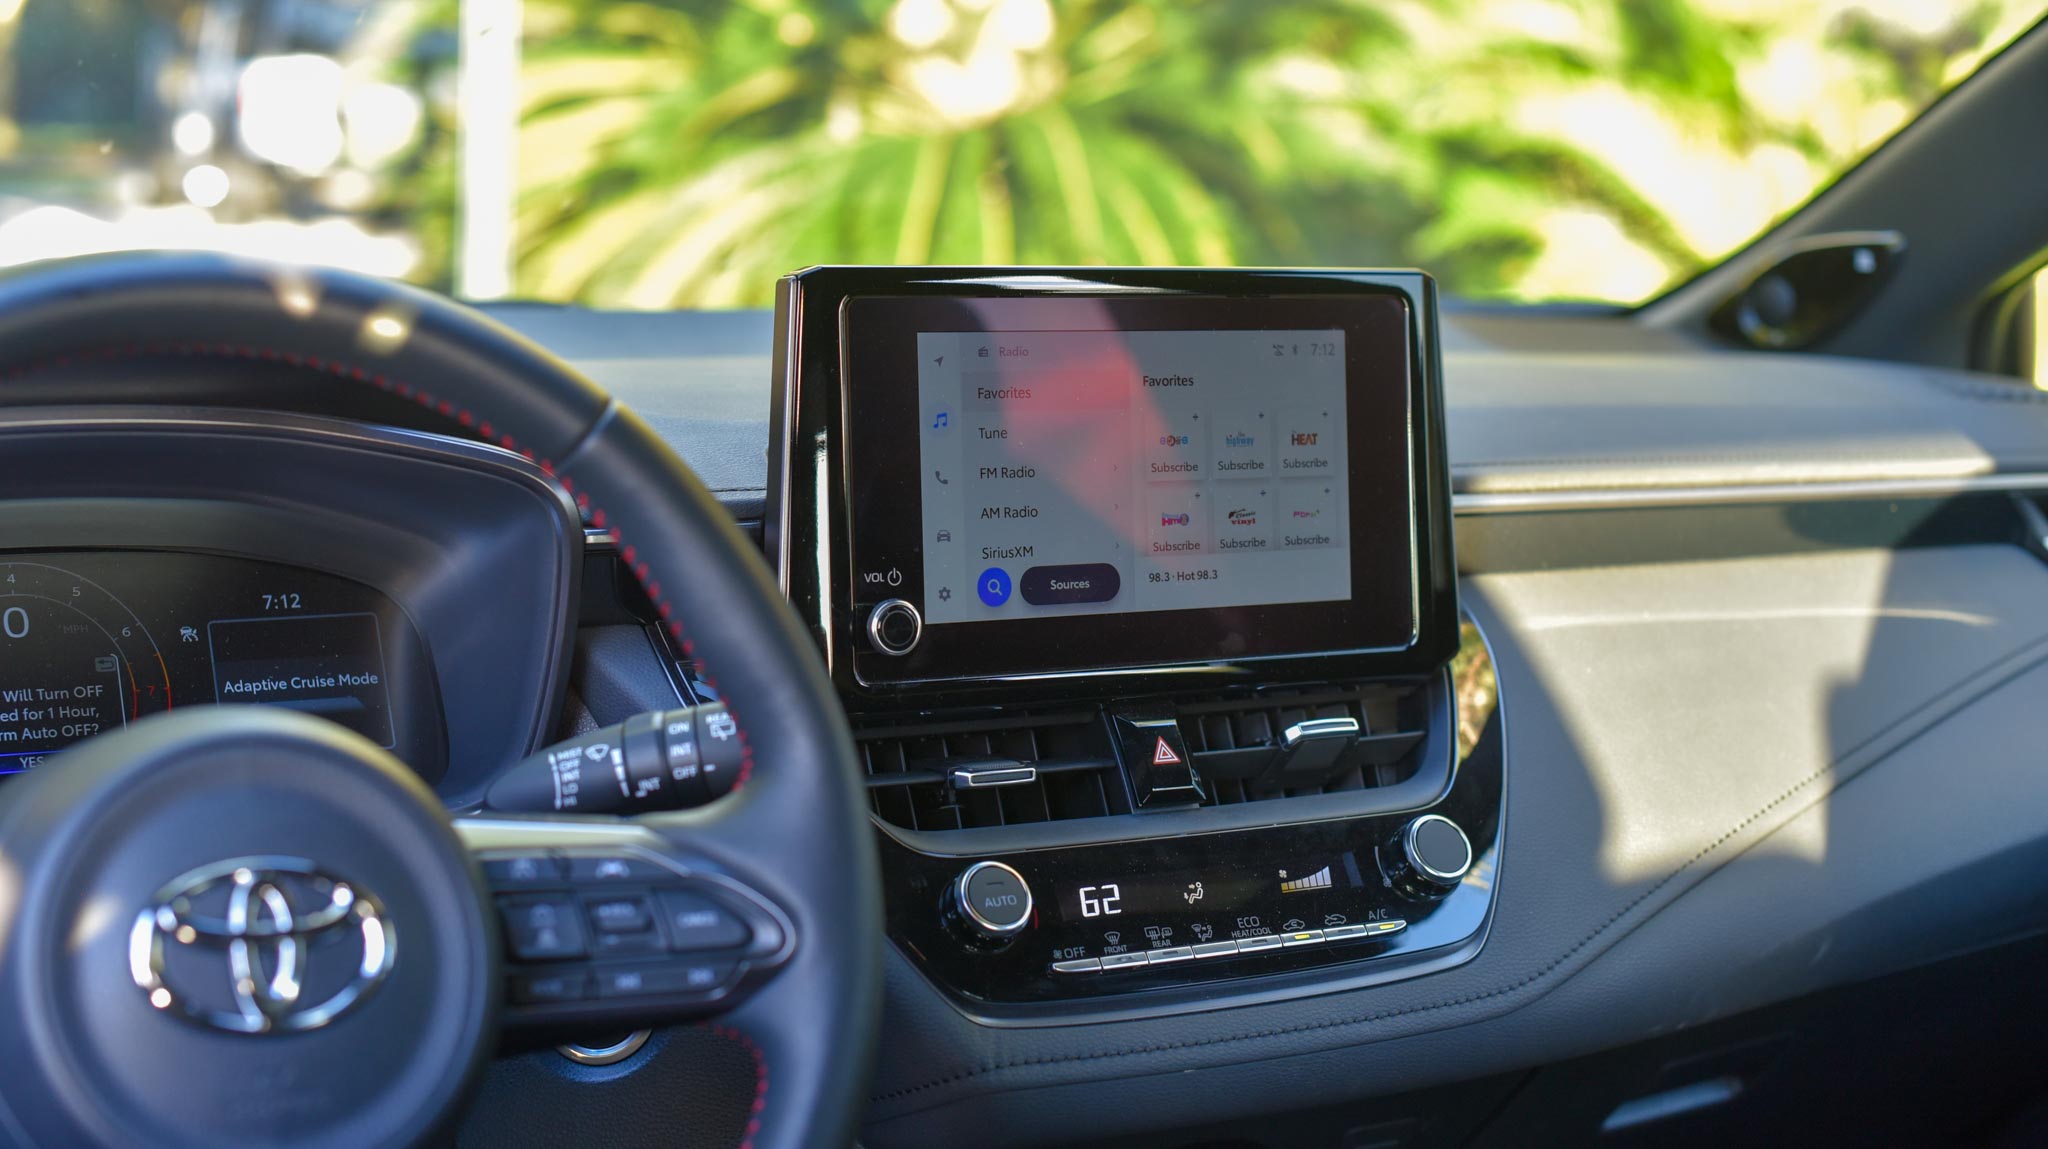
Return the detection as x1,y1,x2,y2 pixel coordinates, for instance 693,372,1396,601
1111,711,1204,808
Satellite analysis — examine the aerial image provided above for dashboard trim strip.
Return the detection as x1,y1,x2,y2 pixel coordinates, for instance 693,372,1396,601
1451,471,2048,514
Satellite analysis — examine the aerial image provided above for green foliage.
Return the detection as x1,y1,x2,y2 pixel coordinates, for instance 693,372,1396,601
397,0,2036,308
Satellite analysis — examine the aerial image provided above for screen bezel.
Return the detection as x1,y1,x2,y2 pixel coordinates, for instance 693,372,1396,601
840,289,1427,686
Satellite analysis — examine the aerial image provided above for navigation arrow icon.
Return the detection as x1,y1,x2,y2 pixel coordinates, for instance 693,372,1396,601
934,356,944,366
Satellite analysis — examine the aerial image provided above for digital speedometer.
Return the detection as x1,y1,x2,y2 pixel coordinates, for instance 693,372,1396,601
0,551,440,778
0,561,173,770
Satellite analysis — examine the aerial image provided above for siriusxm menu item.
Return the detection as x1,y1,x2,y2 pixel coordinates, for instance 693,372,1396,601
917,329,1350,624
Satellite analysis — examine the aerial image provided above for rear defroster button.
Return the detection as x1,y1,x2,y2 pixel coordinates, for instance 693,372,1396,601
1020,563,1121,606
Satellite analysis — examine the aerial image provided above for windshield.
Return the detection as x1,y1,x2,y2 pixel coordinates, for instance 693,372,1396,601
0,0,2039,309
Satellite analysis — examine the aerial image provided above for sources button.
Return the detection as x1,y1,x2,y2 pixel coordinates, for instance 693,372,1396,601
1019,563,1122,606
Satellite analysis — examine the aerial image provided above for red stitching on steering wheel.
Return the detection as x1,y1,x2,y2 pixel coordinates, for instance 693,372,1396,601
704,1023,770,1149
4,340,757,794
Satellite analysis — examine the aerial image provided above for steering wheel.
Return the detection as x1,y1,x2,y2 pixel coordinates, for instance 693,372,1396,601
0,253,881,1149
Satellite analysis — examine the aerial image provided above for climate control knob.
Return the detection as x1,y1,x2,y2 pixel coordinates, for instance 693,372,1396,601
947,860,1033,946
1383,814,1474,899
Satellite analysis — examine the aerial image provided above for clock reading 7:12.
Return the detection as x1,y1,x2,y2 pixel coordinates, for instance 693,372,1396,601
1077,884,1122,917
260,593,303,611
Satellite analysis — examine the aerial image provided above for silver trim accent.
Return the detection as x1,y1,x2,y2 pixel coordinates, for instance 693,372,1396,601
1050,957,1101,974
1145,946,1195,965
1192,940,1240,959
949,764,1038,789
131,856,394,1035
1321,924,1368,942
1403,813,1474,885
1099,950,1150,969
1451,471,2048,515
1234,935,1283,954
866,598,923,656
1281,716,1361,749
953,860,1033,937
559,1030,652,1065
1280,929,1325,947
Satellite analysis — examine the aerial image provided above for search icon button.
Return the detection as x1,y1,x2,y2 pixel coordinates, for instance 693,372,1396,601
976,567,1013,607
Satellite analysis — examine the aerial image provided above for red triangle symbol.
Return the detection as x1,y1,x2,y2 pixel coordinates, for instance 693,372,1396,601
1152,736,1182,766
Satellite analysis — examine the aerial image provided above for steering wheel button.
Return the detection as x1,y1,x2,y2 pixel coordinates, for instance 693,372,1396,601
482,853,565,888
592,929,665,957
566,855,667,883
585,895,654,933
657,889,750,950
593,960,735,999
499,895,588,961
510,971,590,1005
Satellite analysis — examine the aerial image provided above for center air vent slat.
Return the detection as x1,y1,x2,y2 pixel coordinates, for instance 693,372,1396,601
856,678,1434,831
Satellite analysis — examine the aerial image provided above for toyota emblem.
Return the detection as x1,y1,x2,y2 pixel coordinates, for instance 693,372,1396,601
128,857,395,1035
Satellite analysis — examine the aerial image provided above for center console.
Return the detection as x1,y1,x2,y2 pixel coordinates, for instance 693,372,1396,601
769,267,1499,1020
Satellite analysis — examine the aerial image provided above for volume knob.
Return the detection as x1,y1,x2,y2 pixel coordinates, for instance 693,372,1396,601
1384,814,1473,899
948,860,1033,945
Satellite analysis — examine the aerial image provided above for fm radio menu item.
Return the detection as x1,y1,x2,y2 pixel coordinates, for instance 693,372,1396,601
918,330,1351,624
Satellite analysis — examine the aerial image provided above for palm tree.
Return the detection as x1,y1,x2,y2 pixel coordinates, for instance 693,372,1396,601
404,0,2029,308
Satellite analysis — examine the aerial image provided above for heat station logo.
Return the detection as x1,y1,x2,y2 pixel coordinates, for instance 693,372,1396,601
1160,513,1191,526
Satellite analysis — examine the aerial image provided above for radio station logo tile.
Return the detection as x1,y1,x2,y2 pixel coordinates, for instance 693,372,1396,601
1145,491,1206,553
1278,408,1337,473
1279,482,1336,548
1145,410,1208,480
1211,405,1272,477
1213,484,1272,550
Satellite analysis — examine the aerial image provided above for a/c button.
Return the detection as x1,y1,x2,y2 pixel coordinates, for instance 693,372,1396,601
1020,563,1121,606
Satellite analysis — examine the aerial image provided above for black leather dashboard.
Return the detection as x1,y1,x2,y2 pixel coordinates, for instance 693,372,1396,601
484,302,2048,1145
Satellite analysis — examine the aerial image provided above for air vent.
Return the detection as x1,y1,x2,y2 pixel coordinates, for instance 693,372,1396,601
856,679,1435,831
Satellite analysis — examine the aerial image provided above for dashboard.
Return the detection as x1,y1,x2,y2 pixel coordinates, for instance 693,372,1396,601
4,262,2048,1149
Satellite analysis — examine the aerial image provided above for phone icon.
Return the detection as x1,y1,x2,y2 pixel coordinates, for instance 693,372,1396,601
934,470,950,485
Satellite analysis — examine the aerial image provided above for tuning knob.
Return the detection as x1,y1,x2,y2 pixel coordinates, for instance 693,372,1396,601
1383,814,1473,899
945,861,1033,947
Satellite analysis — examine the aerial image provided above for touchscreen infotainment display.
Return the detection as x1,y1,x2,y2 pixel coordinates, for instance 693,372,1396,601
915,329,1351,624
787,270,1456,692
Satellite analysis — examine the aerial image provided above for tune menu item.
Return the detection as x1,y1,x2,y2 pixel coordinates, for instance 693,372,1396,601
802,269,1458,692
0,551,439,778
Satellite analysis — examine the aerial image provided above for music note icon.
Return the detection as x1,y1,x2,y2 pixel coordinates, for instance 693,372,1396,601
931,411,950,430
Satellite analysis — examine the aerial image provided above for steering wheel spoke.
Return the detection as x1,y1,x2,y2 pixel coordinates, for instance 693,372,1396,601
455,815,795,1030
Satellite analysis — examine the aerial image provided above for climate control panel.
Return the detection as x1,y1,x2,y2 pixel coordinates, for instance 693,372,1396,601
878,726,1501,1014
